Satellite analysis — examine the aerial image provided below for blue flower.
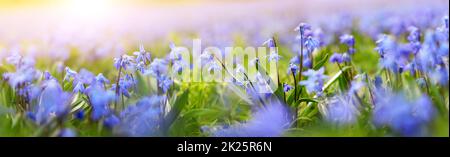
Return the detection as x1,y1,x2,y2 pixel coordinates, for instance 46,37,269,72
104,114,120,128
199,52,214,66
299,67,328,94
373,90,435,136
375,34,396,58
211,100,292,137
268,52,281,62
342,53,351,62
34,79,72,125
64,67,78,82
169,42,183,61
117,96,164,136
283,83,293,92
288,63,299,75
289,56,300,65
340,34,355,47
158,75,173,93
133,44,152,64
58,128,76,137
111,75,134,97
6,53,22,66
323,94,360,125
86,84,116,121
147,58,168,77
303,58,312,69
407,26,420,43
114,55,135,70
73,82,85,93
263,38,276,48
330,52,344,63
374,76,383,88
3,65,39,89
304,36,320,53
77,69,95,85
295,23,311,36
172,60,186,74
429,66,449,85
74,110,85,120
135,61,146,73
43,71,54,80
95,73,110,84
26,111,36,121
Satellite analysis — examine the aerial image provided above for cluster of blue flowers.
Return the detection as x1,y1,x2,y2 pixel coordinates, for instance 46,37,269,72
0,7,447,137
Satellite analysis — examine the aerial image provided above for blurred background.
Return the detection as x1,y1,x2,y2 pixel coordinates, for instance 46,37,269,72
0,0,448,60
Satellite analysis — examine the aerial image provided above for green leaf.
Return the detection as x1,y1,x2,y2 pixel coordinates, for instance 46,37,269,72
322,66,351,92
163,89,189,135
313,53,329,70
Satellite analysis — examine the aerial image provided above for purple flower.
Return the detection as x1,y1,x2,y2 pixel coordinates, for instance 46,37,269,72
211,100,292,137
299,67,328,94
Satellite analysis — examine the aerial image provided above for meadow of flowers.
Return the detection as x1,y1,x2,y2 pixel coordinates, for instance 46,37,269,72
0,1,449,137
